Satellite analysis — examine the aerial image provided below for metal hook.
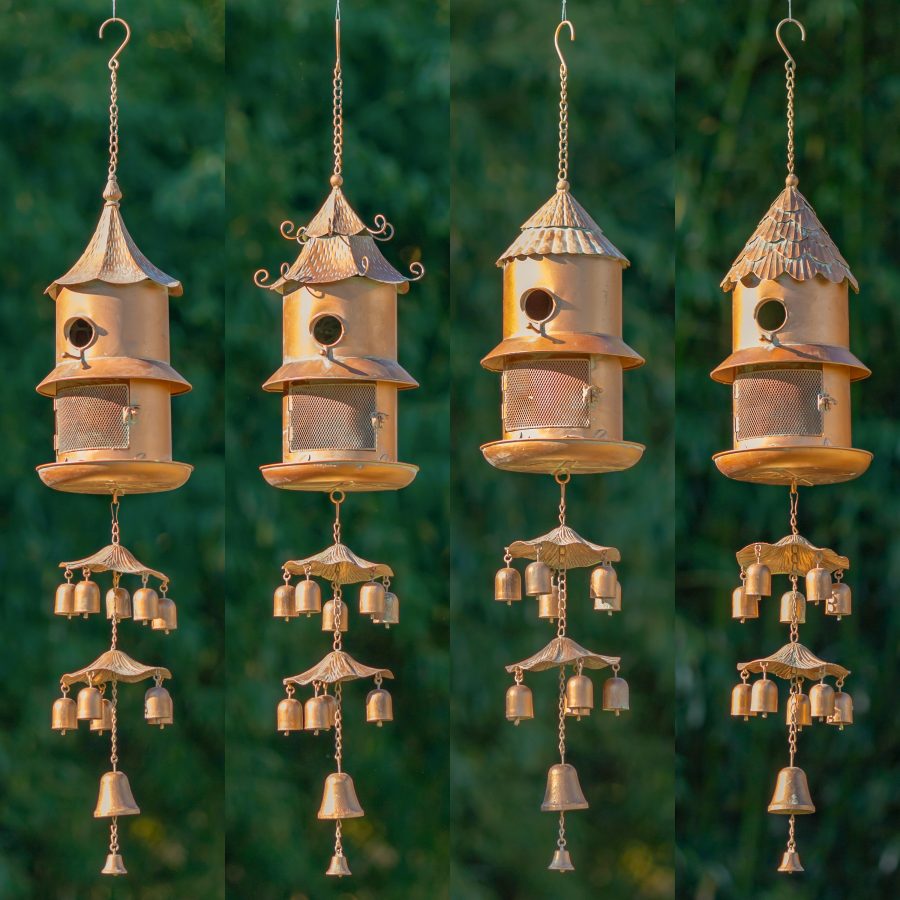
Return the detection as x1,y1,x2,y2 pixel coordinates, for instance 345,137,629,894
335,0,342,66
554,19,575,69
99,17,131,68
775,17,805,66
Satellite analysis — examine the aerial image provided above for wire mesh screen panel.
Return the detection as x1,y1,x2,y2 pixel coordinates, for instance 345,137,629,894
734,367,824,441
55,383,130,452
289,383,378,451
502,359,591,431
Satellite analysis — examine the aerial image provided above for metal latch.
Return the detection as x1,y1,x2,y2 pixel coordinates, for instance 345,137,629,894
122,405,140,425
816,392,837,413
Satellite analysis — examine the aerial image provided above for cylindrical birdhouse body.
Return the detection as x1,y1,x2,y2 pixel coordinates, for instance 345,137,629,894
712,180,871,486
481,188,644,475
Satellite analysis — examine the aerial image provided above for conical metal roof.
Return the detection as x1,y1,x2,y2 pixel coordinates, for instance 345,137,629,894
497,187,629,266
721,179,858,293
45,178,182,300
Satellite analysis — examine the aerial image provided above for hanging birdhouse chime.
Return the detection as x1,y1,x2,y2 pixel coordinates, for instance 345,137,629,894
41,15,188,877
483,17,641,874
714,16,865,874
253,4,422,879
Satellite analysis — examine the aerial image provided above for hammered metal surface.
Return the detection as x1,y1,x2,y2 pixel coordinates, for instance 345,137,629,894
59,542,168,582
508,524,620,568
61,649,171,686
734,368,823,441
506,636,619,673
713,446,872,486
502,359,590,431
738,641,850,681
55,383,129,453
288,383,376,451
283,541,393,583
283,649,394,686
735,533,849,575
721,183,858,292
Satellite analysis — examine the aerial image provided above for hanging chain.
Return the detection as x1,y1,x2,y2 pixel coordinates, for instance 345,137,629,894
557,473,568,525
110,678,119,771
787,813,796,852
789,483,799,535
334,820,343,857
332,584,343,651
557,665,567,763
785,45,796,176
331,490,344,544
788,677,799,766
110,597,119,650
332,1,344,181
789,484,800,641
557,46,569,186
334,681,343,773
109,817,119,856
556,564,567,638
557,810,567,850
111,492,121,544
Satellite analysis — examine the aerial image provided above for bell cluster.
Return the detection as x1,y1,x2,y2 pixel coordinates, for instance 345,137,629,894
506,670,628,725
272,576,399,629
276,678,393,736
730,674,853,729
51,680,174,735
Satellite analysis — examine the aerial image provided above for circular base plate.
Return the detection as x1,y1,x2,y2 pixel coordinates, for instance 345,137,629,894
260,460,419,492
480,438,645,475
713,447,872,486
36,460,193,495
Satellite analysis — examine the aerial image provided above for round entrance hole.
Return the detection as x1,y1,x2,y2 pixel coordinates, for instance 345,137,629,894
522,289,556,323
311,315,345,347
66,317,96,349
755,299,787,332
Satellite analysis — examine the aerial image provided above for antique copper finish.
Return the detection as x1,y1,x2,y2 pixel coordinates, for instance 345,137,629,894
495,565,523,603
90,699,114,734
565,674,593,719
745,563,772,597
144,685,173,727
295,579,323,616
779,590,806,624
505,683,534,724
77,686,103,721
525,560,553,597
52,696,78,733
809,682,835,720
602,676,630,715
105,587,132,620
101,854,128,877
318,772,365,820
732,586,759,622
94,770,140,818
273,584,297,620
541,763,589,812
277,697,304,734
730,683,754,720
358,581,386,617
768,766,815,815
365,688,393,726
55,582,76,618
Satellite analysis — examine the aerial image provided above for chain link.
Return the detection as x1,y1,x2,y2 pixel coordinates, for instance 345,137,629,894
110,816,119,855
332,9,343,179
787,813,796,851
107,54,120,178
332,584,343,651
557,810,567,849
557,665,567,763
788,677,799,766
110,678,119,771
334,682,343,773
558,58,569,185
785,57,796,175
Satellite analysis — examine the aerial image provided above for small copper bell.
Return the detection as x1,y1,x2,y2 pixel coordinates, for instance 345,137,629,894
326,852,352,877
827,582,852,619
54,582,76,618
77,685,102,720
541,763,589,811
151,595,178,633
105,586,132,620
273,584,296,621
768,766,815,814
359,581,386,617
548,846,575,872
305,694,336,732
495,566,522,603
524,560,552,596
779,590,806,624
590,564,617,600
828,691,853,728
505,683,534,724
373,591,400,627
133,586,159,624
94,770,141,818
144,685,174,728
318,772,365,819
809,682,835,720
538,587,560,620
595,581,623,615
74,578,101,617
730,683,754,720
806,565,832,604
322,599,349,632
602,676,629,715
778,849,804,873
786,692,812,729
100,853,128,876
745,562,771,597
565,674,593,719
90,699,114,734
51,696,77,733
750,676,777,717
296,579,322,616
277,697,303,734
731,586,759,622
366,687,393,726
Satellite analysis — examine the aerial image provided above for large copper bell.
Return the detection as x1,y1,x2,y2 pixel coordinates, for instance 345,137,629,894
144,685,174,728
786,692,812,729
524,560,552,596
565,674,593,719
750,677,777,717
828,691,853,728
366,688,393,726
506,684,533,724
827,582,852,619
273,584,296,620
106,586,132,620
296,578,322,616
322,599,349,632
94,770,141,818
77,686,102,720
318,772,365,820
305,694,336,732
538,587,560,620
745,562,771,597
730,683,754,720
602,676,629,715
779,590,806,624
74,578,101,617
51,697,77,733
778,849,804,873
326,852,352,877
90,699,114,734
806,565,832,604
373,591,400,627
590,564,617,600
809,682,835,720
133,586,159,624
277,697,303,734
548,847,575,872
359,581,386,617
151,595,178,633
768,766,815,815
54,582,76,618
495,566,522,603
101,852,128,876
731,586,759,622
541,763,589,811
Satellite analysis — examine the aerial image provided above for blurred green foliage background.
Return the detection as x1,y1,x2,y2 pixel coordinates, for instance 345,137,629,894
676,1,900,897
451,1,675,897
0,1,225,898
